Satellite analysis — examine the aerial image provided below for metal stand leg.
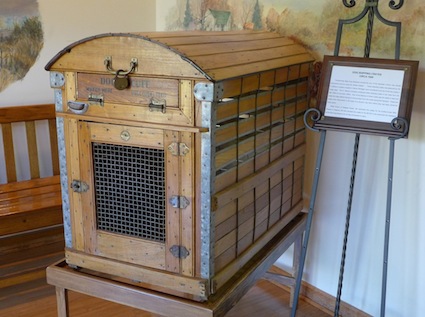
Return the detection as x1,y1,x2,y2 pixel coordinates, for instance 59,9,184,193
291,130,326,317
334,133,361,316
290,233,303,307
380,138,396,317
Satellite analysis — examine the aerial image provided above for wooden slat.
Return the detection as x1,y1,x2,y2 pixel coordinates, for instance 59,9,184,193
0,251,64,290
1,252,64,281
145,30,281,46
171,38,296,57
237,230,254,257
215,213,237,243
0,268,47,289
212,203,303,291
2,123,17,183
216,174,286,267
0,205,63,236
215,229,237,259
214,169,237,193
25,121,40,179
164,130,181,274
214,200,237,235
0,175,60,194
0,226,64,265
89,122,164,149
215,123,299,172
208,54,313,82
214,134,297,194
77,121,97,255
56,112,206,134
96,232,166,270
216,90,272,123
213,144,305,210
191,45,308,71
216,106,284,146
180,131,195,277
220,63,311,98
0,183,61,205
138,30,274,38
0,104,55,124
0,190,61,216
216,82,305,123
214,244,237,272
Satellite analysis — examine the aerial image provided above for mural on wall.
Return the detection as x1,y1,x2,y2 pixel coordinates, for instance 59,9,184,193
0,0,43,93
166,0,424,62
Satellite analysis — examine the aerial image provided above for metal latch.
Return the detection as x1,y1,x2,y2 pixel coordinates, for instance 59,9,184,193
168,142,190,156
88,94,104,107
170,245,190,259
169,195,190,209
149,98,166,113
71,180,89,193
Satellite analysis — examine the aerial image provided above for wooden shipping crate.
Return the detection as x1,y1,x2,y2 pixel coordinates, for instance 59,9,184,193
46,31,314,301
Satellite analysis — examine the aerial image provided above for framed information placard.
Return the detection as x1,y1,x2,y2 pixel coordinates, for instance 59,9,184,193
314,55,419,137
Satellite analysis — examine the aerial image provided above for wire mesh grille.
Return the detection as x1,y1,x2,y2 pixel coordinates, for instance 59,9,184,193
92,143,166,242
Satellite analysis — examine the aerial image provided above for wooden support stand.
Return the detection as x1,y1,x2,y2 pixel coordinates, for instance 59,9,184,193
47,213,306,317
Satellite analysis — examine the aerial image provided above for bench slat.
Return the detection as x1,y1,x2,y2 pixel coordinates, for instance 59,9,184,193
0,226,64,263
0,206,63,236
26,121,40,179
2,123,17,183
0,184,61,202
0,104,56,123
0,175,61,194
0,251,64,289
0,191,62,216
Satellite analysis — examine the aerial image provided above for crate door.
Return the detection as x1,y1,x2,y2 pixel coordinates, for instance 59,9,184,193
71,121,194,275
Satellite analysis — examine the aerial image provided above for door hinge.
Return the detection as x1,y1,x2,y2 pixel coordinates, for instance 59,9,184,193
169,195,190,209
170,245,190,259
168,142,190,156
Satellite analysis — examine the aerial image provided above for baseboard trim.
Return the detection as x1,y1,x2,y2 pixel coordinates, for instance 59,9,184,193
300,280,371,317
267,266,371,317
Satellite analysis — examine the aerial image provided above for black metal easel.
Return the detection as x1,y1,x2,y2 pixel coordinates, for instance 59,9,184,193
291,1,407,316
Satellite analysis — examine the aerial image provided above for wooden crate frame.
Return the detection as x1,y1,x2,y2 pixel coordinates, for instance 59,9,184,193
46,31,314,300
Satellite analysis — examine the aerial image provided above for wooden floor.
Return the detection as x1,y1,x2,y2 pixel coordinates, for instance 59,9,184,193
1,278,331,317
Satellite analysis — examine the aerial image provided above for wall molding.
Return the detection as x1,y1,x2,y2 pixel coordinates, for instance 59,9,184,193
267,266,370,317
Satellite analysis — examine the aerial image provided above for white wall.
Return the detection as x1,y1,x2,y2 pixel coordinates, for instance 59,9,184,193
0,0,156,107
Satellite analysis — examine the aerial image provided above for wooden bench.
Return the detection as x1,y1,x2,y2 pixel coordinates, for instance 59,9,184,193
0,104,64,306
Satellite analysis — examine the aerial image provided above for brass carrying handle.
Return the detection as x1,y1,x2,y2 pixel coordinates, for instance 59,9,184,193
104,56,138,76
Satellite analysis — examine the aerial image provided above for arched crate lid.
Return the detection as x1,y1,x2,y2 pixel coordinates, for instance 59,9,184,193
46,30,314,82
